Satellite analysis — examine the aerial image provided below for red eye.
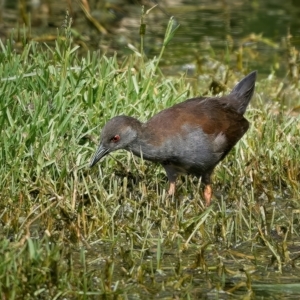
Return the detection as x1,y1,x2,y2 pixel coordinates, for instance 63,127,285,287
111,135,120,143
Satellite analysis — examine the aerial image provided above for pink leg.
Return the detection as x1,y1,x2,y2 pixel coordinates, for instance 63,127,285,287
204,184,212,206
168,181,176,195
163,165,177,196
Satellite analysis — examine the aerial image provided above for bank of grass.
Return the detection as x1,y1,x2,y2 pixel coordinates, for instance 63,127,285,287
0,20,300,299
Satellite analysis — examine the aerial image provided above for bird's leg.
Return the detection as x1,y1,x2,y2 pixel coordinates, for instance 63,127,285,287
163,165,177,196
168,181,176,195
204,184,212,206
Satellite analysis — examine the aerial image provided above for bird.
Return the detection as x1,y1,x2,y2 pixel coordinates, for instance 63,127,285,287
90,71,257,206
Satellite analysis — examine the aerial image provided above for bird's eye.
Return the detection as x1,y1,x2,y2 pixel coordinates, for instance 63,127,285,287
110,135,120,143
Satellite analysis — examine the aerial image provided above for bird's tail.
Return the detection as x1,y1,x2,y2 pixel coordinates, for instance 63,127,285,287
230,71,257,115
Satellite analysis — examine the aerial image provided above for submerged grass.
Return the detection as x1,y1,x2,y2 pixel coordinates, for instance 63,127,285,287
0,15,300,299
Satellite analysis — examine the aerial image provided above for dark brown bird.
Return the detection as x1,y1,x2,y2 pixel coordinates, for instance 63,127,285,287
90,71,256,206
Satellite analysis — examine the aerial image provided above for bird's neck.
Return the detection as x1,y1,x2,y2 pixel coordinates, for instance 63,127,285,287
128,143,154,161
126,126,160,162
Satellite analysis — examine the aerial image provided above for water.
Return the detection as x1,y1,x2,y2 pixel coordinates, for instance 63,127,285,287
1,0,300,77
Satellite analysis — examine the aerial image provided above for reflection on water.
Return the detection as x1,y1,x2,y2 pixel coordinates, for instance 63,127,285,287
1,0,300,77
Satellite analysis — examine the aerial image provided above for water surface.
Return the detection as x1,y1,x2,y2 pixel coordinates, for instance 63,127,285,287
1,0,300,77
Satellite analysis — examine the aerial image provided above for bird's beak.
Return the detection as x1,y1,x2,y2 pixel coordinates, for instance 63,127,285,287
90,144,109,167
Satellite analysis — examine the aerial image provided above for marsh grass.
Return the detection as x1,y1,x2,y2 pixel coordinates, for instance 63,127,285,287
0,15,300,299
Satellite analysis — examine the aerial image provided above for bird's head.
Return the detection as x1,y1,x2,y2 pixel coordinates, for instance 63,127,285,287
90,115,139,167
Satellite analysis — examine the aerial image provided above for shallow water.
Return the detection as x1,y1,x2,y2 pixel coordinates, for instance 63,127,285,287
77,224,300,299
1,0,300,77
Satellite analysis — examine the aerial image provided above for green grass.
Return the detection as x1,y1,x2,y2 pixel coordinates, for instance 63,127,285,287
0,17,300,299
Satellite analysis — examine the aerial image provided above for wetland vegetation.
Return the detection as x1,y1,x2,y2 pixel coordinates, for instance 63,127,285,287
0,2,300,299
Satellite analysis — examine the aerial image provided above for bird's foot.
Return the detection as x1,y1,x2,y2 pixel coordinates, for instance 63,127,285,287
167,182,176,196
204,184,212,207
